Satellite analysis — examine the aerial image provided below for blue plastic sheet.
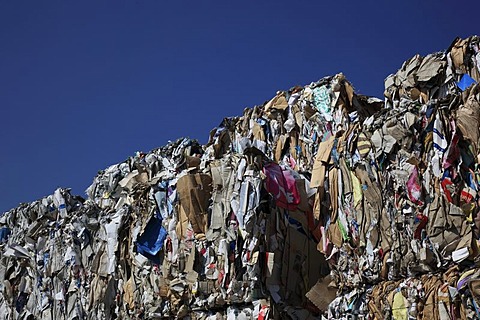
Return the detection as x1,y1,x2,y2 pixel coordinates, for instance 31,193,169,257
458,74,476,91
0,227,11,243
136,215,168,263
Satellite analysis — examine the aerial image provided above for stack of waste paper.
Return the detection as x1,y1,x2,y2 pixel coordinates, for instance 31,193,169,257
1,36,480,319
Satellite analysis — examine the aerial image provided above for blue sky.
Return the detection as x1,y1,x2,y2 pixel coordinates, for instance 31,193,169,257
0,1,477,212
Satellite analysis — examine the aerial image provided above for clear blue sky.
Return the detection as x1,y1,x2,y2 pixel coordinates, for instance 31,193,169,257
1,1,477,212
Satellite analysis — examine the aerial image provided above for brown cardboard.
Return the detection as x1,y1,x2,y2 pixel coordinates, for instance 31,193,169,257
177,173,213,234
